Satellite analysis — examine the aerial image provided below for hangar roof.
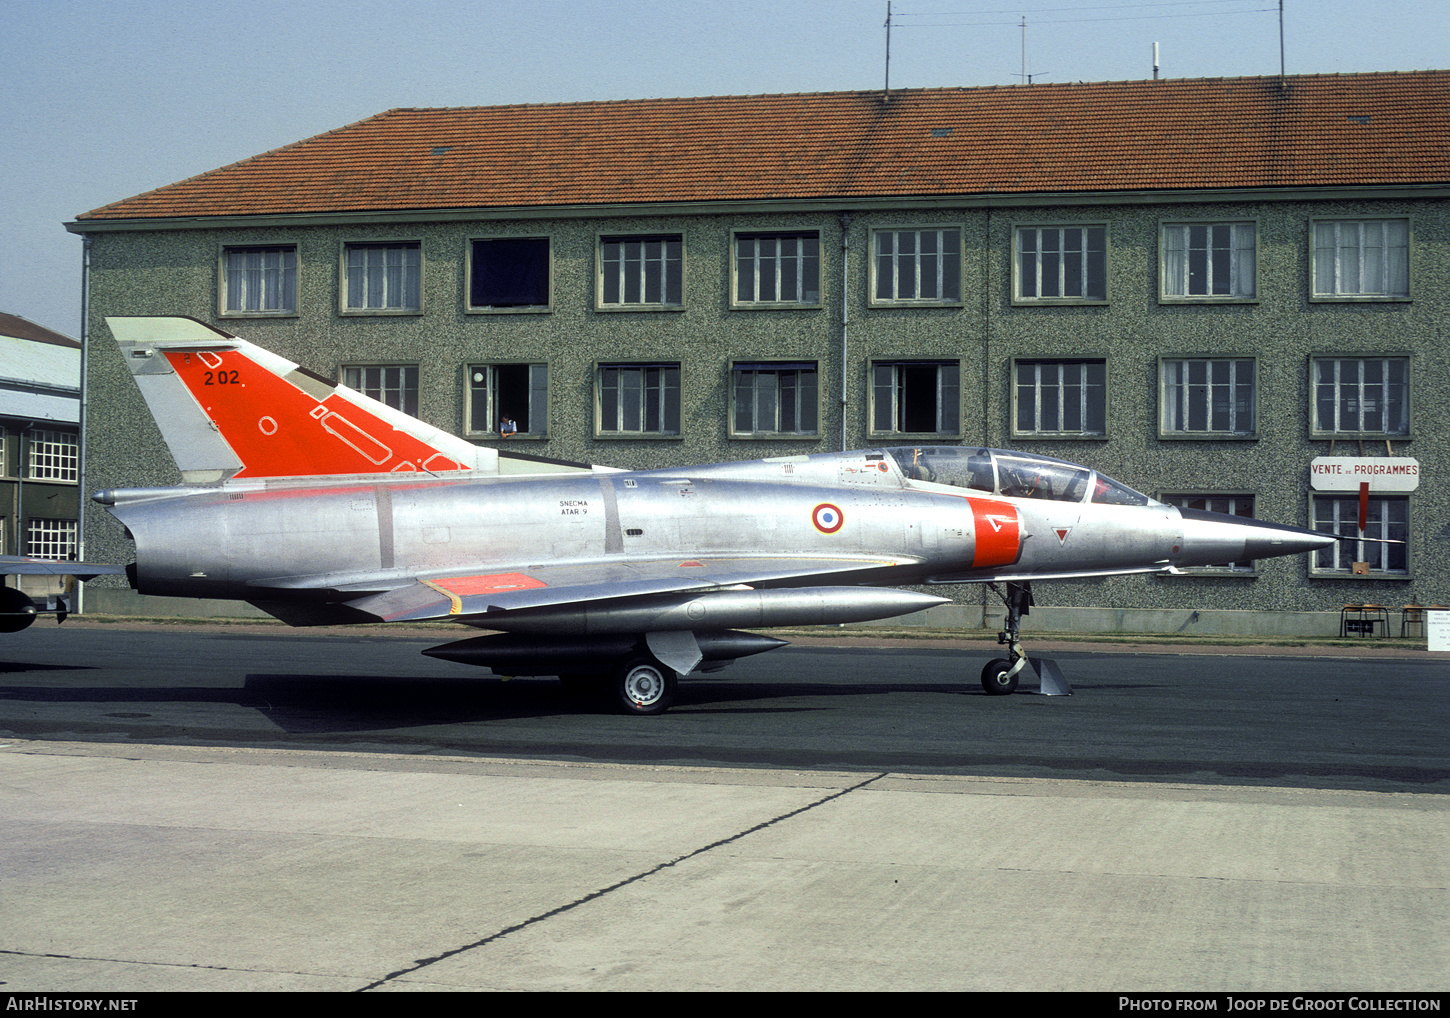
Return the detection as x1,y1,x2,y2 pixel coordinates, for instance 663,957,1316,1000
0,312,81,350
0,317,80,425
74,70,1450,222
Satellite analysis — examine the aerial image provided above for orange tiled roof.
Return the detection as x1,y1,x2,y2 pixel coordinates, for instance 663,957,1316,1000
76,71,1450,222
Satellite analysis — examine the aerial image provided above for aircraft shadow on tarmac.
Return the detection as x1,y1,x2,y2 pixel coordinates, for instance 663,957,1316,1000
0,664,1151,737
0,660,101,674
6,667,1447,789
238,672,1045,732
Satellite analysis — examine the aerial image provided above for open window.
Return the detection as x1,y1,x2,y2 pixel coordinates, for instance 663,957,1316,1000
469,237,551,311
870,361,960,437
467,364,548,438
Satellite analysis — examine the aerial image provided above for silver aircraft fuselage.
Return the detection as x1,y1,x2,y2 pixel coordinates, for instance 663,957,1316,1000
100,445,1318,617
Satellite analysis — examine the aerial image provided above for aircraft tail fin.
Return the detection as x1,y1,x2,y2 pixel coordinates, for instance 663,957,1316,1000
108,316,524,483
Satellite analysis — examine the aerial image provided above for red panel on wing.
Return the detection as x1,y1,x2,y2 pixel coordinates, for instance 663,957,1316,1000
968,498,1022,568
430,573,548,596
164,350,461,478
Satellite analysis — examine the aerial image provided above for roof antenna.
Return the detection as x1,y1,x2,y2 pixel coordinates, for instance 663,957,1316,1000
1278,0,1286,89
883,1,892,101
1014,16,1045,84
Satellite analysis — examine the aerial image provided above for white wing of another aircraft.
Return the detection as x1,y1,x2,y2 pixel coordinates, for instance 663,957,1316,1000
1,556,125,632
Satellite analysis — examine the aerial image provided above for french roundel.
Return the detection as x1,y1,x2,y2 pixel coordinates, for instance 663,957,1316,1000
812,503,844,534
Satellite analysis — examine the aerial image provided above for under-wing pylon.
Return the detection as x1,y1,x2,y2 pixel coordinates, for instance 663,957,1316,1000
95,316,1336,712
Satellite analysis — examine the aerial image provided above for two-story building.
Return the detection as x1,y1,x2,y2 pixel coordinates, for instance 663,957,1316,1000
67,71,1450,633
0,313,83,597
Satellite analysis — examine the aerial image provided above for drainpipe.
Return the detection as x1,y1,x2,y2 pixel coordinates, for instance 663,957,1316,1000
15,422,30,557
839,212,853,451
8,427,18,556
981,210,992,631
77,235,91,610
982,209,992,445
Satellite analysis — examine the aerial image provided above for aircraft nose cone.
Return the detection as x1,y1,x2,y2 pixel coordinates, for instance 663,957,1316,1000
1240,520,1339,560
1175,508,1336,568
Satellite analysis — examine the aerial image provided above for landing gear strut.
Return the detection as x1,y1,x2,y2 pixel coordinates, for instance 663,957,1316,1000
982,581,1071,696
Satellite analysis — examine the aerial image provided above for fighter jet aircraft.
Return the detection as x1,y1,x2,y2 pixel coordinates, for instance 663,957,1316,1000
94,316,1335,713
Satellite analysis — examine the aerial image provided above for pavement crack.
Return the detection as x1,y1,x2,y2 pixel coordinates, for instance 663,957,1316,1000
0,947,293,976
356,771,886,991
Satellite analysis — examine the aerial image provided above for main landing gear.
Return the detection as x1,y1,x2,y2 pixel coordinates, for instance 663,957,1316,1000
614,657,678,716
981,582,1071,697
557,657,679,715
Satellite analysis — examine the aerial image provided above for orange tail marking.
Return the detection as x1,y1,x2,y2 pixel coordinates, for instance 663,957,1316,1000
166,350,460,478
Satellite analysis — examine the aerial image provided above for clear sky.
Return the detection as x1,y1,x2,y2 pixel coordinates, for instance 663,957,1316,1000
3,0,1446,337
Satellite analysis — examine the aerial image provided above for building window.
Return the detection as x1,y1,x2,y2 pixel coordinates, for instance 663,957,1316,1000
599,236,683,308
870,361,960,436
1312,357,1409,436
872,229,961,304
732,363,818,436
344,243,421,311
468,364,548,438
1016,225,1106,302
1312,219,1409,299
26,518,77,561
27,429,78,482
598,364,681,436
1161,358,1256,437
469,238,550,310
1162,494,1257,571
223,246,297,314
1313,495,1408,575
342,365,419,418
1161,222,1256,299
734,233,820,306
1015,360,1106,437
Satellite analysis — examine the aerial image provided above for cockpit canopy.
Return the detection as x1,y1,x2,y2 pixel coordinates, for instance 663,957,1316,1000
885,446,1158,506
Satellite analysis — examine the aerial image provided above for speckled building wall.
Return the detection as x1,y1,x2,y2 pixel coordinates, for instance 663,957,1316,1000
76,192,1448,625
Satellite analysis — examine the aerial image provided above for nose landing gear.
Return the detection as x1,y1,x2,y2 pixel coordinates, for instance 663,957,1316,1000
983,581,1071,696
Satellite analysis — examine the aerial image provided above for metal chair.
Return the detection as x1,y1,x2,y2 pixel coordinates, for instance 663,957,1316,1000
1401,604,1425,639
1340,604,1389,638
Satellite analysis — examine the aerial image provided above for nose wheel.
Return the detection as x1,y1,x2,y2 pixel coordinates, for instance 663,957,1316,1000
980,658,1021,695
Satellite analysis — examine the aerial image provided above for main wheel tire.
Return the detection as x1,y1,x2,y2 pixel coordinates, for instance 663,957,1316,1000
981,658,1019,696
614,657,677,716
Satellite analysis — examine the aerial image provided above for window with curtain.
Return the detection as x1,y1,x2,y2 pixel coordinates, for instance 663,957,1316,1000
344,243,421,311
1161,223,1256,299
1312,219,1409,298
223,246,297,314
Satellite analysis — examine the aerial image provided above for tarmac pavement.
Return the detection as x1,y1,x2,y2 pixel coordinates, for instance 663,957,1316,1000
2,737,1445,992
